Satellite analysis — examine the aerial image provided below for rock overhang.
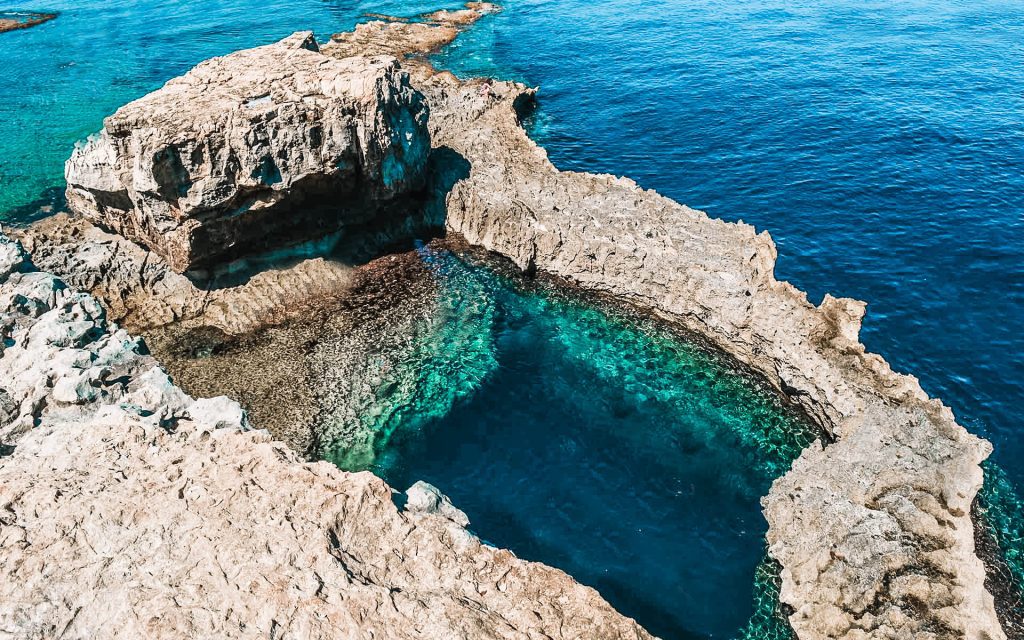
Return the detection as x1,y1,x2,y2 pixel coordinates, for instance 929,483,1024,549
64,31,432,273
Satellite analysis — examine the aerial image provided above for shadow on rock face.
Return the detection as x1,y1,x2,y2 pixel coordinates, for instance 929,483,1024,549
181,146,472,293
425,145,472,226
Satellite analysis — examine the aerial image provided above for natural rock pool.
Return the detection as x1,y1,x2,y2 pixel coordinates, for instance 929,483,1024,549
318,246,817,639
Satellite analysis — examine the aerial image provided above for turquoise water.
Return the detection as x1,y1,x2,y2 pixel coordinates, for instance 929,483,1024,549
3,0,1024,635
323,247,815,639
1,2,1018,480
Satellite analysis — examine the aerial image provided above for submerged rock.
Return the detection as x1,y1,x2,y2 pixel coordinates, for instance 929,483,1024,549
0,11,57,33
64,32,431,273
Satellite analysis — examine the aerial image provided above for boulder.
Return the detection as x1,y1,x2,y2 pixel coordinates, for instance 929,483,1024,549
65,32,430,273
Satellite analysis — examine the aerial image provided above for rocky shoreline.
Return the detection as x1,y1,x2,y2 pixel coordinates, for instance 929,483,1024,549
0,3,1012,639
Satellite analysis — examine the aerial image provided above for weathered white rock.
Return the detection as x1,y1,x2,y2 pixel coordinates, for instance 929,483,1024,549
0,414,651,640
406,480,472,527
65,32,431,272
0,234,248,445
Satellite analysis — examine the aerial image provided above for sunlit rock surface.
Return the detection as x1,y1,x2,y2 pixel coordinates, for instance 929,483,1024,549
12,3,1009,639
64,32,430,272
327,10,1004,640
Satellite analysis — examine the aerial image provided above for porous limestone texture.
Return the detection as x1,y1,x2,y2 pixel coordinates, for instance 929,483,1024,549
0,234,247,445
16,214,445,456
19,213,356,336
0,235,652,639
64,32,431,272
14,4,1008,639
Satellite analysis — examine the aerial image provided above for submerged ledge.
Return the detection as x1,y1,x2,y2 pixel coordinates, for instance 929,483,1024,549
0,3,1010,639
0,11,57,34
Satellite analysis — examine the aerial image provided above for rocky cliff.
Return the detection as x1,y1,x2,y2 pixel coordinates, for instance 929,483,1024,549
64,32,430,272
6,4,1010,640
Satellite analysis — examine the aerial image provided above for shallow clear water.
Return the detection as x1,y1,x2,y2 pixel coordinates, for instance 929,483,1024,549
2,0,1024,634
324,248,815,639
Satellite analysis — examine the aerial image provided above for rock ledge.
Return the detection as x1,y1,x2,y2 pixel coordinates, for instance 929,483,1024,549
7,4,1009,640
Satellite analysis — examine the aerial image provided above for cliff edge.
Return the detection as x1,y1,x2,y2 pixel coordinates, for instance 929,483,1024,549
0,232,651,639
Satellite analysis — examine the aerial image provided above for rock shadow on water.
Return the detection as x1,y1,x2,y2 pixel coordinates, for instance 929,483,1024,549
473,500,710,640
1,185,66,225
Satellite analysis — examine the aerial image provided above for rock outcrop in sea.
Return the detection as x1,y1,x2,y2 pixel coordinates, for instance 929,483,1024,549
2,4,1010,639
0,11,56,33
64,32,430,272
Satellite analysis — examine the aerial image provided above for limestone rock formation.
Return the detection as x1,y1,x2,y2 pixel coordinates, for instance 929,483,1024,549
11,4,1010,639
328,11,1005,640
0,234,247,446
64,32,431,272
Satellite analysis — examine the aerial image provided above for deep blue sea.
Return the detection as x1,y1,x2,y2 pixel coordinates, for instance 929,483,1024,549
2,1,1023,638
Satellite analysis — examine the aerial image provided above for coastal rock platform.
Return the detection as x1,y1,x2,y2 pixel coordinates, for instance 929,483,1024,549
0,233,651,639
5,3,1011,640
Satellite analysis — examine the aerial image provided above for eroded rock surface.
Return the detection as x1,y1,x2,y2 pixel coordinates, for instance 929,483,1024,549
12,4,1008,639
0,234,247,446
0,235,651,639
65,32,430,272
16,214,448,456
